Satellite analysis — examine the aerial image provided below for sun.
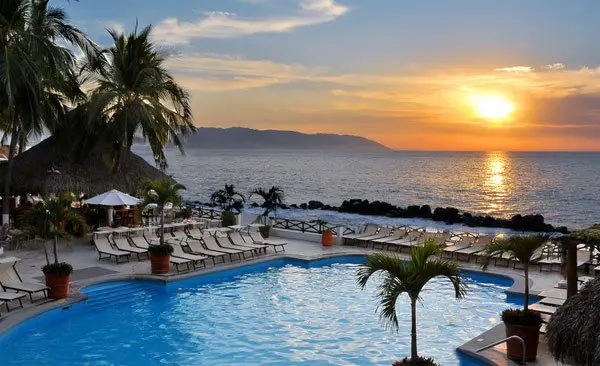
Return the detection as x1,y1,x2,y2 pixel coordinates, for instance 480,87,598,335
468,94,514,119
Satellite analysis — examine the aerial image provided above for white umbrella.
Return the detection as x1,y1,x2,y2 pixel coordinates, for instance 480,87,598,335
85,189,141,226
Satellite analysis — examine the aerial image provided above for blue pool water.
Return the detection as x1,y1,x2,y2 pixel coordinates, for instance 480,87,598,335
0,256,521,365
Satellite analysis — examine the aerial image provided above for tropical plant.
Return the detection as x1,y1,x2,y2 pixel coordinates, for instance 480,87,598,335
481,234,549,311
142,179,185,247
250,186,284,225
221,210,237,227
23,193,87,273
356,240,467,363
85,24,195,171
0,0,97,224
210,184,245,212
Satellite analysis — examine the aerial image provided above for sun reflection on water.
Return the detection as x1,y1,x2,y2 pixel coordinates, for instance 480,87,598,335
484,152,509,213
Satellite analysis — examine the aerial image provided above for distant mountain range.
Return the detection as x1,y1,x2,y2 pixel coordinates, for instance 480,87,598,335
137,127,391,151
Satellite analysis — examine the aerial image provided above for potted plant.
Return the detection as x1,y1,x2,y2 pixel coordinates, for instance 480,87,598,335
314,219,335,246
357,240,466,366
25,193,87,299
211,184,245,227
482,234,548,362
143,179,185,274
250,186,284,238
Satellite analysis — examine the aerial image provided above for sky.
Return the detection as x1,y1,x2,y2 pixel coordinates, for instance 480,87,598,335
66,0,600,151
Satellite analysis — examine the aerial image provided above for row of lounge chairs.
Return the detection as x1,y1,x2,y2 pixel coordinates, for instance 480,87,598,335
92,227,287,273
0,259,49,315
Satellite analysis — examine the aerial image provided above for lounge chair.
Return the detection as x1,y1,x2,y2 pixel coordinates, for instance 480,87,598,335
93,237,131,264
355,227,393,248
0,261,48,302
0,291,26,311
248,232,287,253
143,231,160,245
371,228,407,249
215,235,257,257
186,227,204,240
168,255,194,273
110,236,148,261
229,232,268,254
442,235,475,258
454,244,486,262
342,224,379,245
129,235,150,250
185,239,228,264
385,230,423,251
202,235,250,260
170,243,207,269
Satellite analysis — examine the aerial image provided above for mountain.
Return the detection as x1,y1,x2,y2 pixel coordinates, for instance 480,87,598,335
167,127,391,151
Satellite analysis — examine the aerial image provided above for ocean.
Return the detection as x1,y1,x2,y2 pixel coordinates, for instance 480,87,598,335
132,146,600,231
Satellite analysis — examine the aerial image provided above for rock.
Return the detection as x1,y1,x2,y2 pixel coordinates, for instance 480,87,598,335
407,205,420,217
323,204,332,210
556,226,570,234
289,204,298,209
432,207,445,221
299,203,308,210
279,204,288,209
250,202,259,208
511,214,524,231
308,200,324,210
482,215,496,227
419,205,432,218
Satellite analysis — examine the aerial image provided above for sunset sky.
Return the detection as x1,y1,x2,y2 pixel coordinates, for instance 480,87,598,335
69,0,600,151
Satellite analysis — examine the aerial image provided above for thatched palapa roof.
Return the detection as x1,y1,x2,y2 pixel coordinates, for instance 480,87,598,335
546,278,600,365
0,137,170,196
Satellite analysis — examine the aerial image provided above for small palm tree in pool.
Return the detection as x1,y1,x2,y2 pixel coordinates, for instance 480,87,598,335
143,179,186,246
356,240,467,364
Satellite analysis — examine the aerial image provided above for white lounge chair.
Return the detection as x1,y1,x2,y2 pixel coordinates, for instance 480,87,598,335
0,260,48,302
93,237,131,264
202,235,250,260
0,291,26,311
248,232,287,253
129,236,150,250
185,239,228,264
186,227,204,240
111,236,148,261
342,224,379,244
229,232,267,254
386,230,424,251
215,235,256,257
371,228,408,249
170,243,207,269
355,227,393,247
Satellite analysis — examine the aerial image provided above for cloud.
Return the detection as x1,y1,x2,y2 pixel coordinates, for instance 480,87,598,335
153,0,349,43
544,63,566,70
494,66,534,73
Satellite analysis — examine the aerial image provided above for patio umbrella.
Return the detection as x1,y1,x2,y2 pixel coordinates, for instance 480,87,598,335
85,189,141,226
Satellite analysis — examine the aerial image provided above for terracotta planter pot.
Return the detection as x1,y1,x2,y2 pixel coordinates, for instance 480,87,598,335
150,254,171,274
259,225,270,238
505,322,541,362
322,231,334,246
45,273,71,300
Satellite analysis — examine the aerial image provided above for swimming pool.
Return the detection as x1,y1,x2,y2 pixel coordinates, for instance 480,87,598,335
0,256,520,365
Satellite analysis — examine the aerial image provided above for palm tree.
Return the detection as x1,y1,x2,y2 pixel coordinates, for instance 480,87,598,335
356,240,467,362
250,186,284,224
24,193,87,267
482,234,549,311
86,24,196,171
211,184,245,212
0,0,96,224
142,179,185,246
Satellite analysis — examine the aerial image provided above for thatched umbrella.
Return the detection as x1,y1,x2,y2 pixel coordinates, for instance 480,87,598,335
546,278,600,365
0,137,170,197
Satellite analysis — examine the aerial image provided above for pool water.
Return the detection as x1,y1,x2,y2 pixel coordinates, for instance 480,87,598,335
0,257,520,365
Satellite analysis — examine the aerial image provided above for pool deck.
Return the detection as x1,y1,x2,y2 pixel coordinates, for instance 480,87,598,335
0,235,570,365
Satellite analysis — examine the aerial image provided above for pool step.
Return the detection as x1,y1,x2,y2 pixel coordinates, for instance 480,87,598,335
82,282,162,310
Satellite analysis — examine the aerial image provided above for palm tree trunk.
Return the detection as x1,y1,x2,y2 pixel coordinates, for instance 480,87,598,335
410,298,418,361
524,264,529,311
567,244,578,298
18,132,25,155
159,209,164,246
53,236,58,264
2,123,19,226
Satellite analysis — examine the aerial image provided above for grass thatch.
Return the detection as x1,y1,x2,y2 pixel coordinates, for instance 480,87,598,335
546,278,600,365
0,137,170,196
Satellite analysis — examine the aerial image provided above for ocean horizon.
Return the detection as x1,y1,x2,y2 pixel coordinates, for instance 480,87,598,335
132,145,600,231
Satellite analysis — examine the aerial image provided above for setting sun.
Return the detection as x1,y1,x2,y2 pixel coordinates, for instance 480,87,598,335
469,94,514,119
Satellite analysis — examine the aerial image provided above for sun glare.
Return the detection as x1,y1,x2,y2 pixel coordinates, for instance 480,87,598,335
469,94,514,119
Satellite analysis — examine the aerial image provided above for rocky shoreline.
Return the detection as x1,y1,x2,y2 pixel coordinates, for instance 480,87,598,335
187,198,570,234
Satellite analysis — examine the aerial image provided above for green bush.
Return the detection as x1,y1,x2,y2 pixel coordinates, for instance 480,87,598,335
501,308,543,326
221,211,237,227
175,207,192,219
42,262,73,276
148,244,174,256
392,357,439,366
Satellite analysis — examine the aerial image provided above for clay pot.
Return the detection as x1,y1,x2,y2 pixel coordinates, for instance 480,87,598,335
150,254,171,274
45,273,71,300
322,231,334,246
505,322,541,362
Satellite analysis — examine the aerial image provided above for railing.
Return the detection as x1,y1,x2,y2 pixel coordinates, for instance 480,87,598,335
195,207,222,220
271,218,355,236
475,335,526,366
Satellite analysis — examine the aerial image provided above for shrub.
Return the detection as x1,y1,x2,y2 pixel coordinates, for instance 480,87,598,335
174,207,192,219
392,357,439,366
148,244,174,256
42,262,74,276
221,211,237,227
501,308,543,326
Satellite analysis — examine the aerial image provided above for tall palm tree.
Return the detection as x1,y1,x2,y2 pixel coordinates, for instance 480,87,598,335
0,0,96,224
86,24,196,171
356,241,467,362
143,179,185,246
250,186,284,224
211,184,245,212
482,234,549,311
